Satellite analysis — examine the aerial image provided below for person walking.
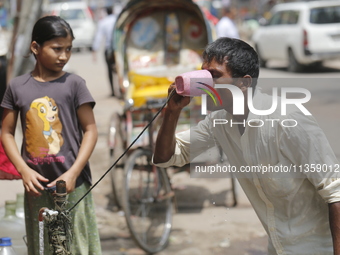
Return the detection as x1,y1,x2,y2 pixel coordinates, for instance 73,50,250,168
216,7,240,39
1,16,102,254
92,6,118,97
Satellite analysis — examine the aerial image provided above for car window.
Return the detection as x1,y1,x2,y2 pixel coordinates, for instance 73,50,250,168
268,12,283,25
59,9,86,21
279,11,289,24
310,6,340,24
268,10,299,25
287,11,299,24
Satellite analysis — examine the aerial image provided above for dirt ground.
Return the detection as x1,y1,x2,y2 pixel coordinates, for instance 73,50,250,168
0,50,268,255
3,53,340,255
88,101,268,255
83,79,268,254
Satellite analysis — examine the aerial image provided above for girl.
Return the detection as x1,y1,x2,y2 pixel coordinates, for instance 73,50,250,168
1,16,102,254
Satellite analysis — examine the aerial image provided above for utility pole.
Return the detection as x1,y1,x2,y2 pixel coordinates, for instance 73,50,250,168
8,0,43,79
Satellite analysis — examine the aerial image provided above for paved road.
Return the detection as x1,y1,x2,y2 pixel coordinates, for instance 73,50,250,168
1,51,339,255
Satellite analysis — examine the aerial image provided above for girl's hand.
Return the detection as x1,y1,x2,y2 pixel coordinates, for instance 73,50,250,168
47,171,77,194
20,167,49,197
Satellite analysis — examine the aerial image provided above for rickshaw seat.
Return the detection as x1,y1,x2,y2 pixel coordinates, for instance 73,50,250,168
128,71,173,108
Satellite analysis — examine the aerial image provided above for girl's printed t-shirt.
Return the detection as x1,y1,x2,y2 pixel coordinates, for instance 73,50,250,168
1,72,95,187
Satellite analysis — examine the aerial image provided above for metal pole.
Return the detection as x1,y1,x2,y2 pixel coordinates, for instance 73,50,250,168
40,180,72,255
9,0,43,79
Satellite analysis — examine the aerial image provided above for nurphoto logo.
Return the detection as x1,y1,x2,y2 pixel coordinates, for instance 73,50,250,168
200,85,312,128
196,82,222,115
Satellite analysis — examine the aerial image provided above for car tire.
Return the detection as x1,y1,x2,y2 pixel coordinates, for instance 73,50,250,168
255,45,267,68
310,61,323,70
287,49,303,72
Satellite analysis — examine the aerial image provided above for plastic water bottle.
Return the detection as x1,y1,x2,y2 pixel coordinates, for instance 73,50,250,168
0,237,17,255
0,201,26,255
15,194,24,219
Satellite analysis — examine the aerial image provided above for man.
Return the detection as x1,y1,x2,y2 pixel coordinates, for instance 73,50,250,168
92,6,118,97
216,7,239,39
153,37,340,254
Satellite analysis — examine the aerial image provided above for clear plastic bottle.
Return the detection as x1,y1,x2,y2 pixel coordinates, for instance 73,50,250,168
15,194,24,219
0,237,17,255
0,201,26,255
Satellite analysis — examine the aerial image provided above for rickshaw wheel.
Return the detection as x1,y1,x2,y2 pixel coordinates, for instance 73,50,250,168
123,148,173,253
109,113,127,210
112,71,124,98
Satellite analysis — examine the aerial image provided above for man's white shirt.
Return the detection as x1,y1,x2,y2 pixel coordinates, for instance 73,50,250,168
154,89,340,255
216,16,239,39
92,14,117,51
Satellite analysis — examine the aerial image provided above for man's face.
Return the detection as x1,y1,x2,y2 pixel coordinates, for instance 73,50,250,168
201,58,233,83
201,58,236,111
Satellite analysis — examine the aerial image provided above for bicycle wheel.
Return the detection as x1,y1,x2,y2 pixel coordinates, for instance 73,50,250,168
123,148,173,254
110,150,125,210
109,113,127,210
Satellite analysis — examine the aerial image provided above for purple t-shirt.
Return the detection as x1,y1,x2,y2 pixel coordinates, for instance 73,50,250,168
1,72,95,187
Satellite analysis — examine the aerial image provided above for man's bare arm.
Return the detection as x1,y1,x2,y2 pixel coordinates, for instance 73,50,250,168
329,202,340,254
153,85,190,163
153,108,181,163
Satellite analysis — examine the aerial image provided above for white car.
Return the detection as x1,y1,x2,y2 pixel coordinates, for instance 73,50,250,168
45,1,96,51
252,1,340,72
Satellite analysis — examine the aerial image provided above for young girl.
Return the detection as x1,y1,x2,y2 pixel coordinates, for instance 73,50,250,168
1,16,102,254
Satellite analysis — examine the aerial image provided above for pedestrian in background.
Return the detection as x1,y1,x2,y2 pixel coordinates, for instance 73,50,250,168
92,6,118,97
1,16,102,254
216,7,240,39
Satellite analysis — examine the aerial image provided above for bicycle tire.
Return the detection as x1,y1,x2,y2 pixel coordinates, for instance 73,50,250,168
123,148,173,254
110,149,125,210
109,113,127,210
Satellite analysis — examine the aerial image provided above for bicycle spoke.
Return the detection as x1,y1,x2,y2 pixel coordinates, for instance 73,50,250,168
123,149,173,253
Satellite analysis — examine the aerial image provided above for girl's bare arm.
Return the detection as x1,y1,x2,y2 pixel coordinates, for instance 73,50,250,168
1,108,49,196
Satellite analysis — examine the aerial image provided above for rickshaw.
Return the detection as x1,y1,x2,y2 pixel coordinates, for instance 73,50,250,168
107,0,236,253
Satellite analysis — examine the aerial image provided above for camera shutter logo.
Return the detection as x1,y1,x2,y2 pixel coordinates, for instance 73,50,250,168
198,82,222,115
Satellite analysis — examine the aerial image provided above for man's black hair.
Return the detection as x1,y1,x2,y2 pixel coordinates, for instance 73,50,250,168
203,37,260,88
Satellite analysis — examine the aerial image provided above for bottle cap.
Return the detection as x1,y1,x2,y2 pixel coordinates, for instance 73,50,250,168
0,237,12,246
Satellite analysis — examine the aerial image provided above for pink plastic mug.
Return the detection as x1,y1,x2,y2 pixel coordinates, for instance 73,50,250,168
175,70,214,96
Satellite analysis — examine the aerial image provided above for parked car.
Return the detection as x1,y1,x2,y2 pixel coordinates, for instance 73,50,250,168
252,1,340,72
44,1,96,51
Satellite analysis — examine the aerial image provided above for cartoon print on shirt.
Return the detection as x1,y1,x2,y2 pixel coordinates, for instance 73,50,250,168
25,96,64,158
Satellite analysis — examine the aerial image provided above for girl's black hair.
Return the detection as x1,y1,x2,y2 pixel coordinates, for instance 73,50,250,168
31,15,75,45
203,37,260,88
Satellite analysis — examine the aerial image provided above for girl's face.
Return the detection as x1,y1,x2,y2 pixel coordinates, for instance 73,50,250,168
32,34,73,75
